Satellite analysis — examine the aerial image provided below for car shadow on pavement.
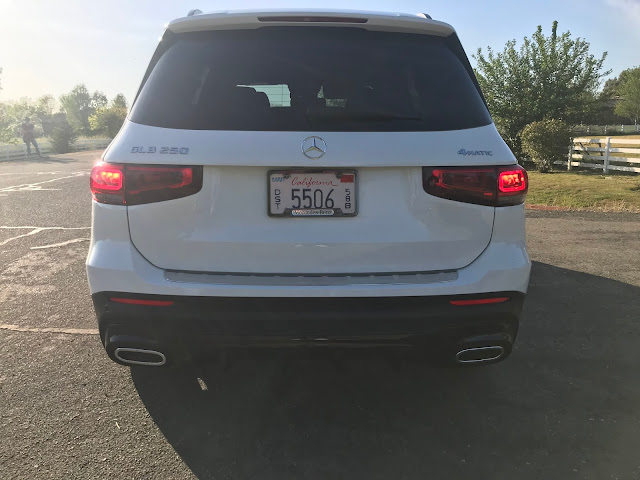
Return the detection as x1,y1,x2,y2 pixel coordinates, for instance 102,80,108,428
131,261,640,480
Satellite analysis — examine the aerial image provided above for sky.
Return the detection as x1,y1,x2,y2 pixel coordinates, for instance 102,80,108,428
0,0,639,105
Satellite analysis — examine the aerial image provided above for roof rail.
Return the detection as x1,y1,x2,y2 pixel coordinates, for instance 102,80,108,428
417,12,432,19
187,9,202,17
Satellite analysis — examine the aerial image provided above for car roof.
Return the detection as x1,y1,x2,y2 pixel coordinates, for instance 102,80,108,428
166,9,455,37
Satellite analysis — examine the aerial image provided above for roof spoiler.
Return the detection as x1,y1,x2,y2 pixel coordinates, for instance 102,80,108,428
168,11,454,37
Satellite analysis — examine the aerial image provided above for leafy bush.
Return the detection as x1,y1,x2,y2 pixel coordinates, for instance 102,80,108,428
49,113,78,154
520,119,571,172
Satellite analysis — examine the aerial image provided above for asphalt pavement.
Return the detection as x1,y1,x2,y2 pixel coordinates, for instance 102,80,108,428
1,152,640,479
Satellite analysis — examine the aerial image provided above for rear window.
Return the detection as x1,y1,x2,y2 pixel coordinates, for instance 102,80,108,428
130,27,491,132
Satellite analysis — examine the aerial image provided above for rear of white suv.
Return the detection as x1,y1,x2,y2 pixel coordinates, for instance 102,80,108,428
86,10,530,367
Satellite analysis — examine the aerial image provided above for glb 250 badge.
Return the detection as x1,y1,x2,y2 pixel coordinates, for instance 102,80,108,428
131,146,189,154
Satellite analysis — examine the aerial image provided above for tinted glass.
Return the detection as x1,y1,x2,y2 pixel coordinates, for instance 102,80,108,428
130,27,492,132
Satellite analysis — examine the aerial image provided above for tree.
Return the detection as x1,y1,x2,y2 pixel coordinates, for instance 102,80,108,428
601,77,621,100
0,102,16,143
60,84,92,134
89,93,127,138
89,105,127,138
91,91,108,111
89,94,128,137
601,68,637,99
49,113,77,153
614,67,640,124
111,93,128,110
594,79,624,125
474,21,610,157
593,68,639,125
35,95,56,135
59,85,107,135
0,98,40,143
36,95,55,116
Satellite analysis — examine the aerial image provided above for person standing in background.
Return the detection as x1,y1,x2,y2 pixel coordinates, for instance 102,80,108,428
21,117,41,157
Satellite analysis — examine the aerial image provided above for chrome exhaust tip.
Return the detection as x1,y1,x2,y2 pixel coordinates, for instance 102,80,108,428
455,345,504,364
114,347,167,367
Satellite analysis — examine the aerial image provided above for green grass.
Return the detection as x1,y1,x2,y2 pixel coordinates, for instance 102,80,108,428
527,170,640,212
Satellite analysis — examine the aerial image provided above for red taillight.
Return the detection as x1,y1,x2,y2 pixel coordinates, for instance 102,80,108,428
90,163,203,205
498,167,527,192
426,167,497,206
422,165,528,207
450,297,510,306
91,163,125,204
496,165,528,206
125,165,200,205
94,170,122,189
110,297,174,306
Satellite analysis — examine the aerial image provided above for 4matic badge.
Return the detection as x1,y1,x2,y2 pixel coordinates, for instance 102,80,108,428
457,149,493,156
131,146,189,154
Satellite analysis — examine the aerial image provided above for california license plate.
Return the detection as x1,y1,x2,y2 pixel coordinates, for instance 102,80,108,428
268,170,357,217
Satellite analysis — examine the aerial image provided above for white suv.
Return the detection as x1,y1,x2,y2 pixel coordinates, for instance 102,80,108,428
87,9,530,367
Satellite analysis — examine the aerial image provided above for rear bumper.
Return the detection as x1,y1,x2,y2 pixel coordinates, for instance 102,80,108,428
87,203,531,364
93,291,525,363
86,203,531,298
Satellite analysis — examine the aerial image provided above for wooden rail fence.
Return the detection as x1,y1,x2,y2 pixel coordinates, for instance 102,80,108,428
561,137,640,173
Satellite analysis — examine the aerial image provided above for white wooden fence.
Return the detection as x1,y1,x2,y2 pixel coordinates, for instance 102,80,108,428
562,137,640,173
572,124,640,136
0,138,111,162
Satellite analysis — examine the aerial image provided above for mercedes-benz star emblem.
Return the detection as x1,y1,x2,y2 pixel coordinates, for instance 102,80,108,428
301,136,327,159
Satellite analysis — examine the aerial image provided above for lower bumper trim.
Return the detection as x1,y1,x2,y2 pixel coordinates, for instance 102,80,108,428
93,291,524,349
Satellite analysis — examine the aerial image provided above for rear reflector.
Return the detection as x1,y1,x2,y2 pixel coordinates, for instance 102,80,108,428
450,297,510,306
341,174,355,183
423,165,528,207
257,16,368,23
90,162,203,205
110,297,174,306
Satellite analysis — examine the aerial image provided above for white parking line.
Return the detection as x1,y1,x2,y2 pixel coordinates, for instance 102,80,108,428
0,226,90,229
0,172,67,176
0,228,44,246
0,172,88,193
0,226,91,247
31,238,90,250
0,324,98,335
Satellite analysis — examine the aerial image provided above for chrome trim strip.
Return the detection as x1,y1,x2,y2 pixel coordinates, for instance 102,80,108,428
165,270,457,287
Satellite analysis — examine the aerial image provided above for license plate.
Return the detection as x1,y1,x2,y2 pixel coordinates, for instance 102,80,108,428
268,170,357,217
